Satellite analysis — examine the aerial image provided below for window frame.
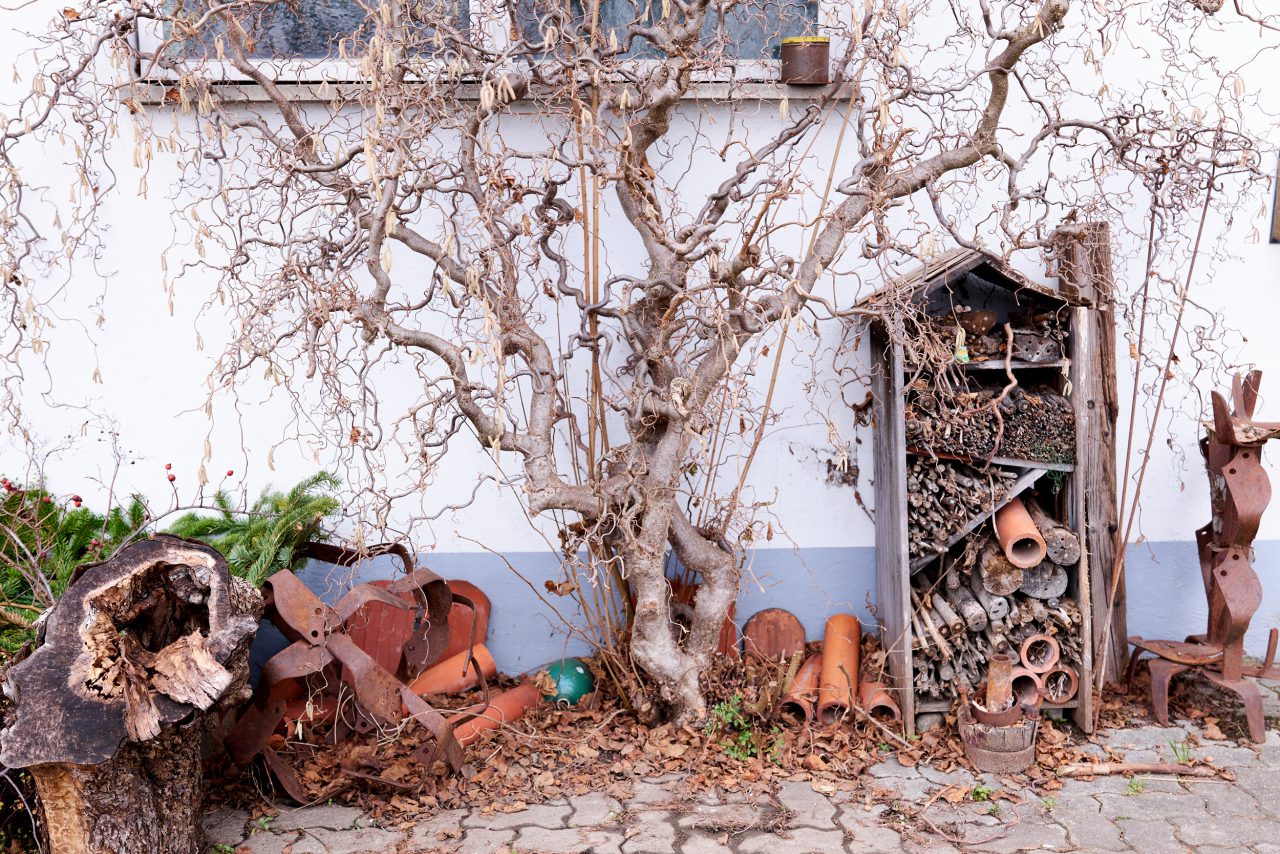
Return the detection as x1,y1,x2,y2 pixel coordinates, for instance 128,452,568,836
133,0,823,85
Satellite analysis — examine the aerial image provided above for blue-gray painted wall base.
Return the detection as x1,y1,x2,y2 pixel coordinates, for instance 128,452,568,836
249,541,1280,679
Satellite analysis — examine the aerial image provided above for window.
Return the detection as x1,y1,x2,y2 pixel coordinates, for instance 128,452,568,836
139,0,819,80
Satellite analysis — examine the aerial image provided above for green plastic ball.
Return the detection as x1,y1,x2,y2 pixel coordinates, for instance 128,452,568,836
543,658,595,706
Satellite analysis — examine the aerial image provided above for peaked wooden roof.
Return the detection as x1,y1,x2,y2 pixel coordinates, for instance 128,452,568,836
856,247,1090,309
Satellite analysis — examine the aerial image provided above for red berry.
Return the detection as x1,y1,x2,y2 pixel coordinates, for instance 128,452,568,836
226,470,234,477
165,463,172,470
41,495,51,503
167,474,176,483
73,500,82,508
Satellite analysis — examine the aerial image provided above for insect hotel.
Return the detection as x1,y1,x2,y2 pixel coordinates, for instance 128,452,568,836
867,247,1102,737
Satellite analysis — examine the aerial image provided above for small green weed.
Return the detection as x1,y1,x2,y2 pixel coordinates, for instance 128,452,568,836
987,804,1002,817
971,784,994,802
1041,797,1057,811
1126,778,1146,795
1169,738,1193,764
705,694,783,763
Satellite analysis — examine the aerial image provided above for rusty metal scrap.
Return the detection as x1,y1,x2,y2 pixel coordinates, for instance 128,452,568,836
225,542,476,799
1129,371,1280,743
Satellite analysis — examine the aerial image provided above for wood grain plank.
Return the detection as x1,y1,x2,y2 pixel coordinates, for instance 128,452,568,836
871,321,915,733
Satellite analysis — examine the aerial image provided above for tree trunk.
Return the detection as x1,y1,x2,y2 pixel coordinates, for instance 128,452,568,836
0,536,261,854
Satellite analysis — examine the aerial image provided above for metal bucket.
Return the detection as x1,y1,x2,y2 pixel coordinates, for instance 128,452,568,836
780,37,830,85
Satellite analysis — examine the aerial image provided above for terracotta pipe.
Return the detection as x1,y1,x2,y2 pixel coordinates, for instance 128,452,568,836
1010,667,1044,707
818,615,861,725
409,645,497,696
1041,664,1079,704
994,498,1048,569
449,683,542,746
1018,633,1061,674
778,653,822,724
442,579,492,660
985,652,1015,712
858,680,902,721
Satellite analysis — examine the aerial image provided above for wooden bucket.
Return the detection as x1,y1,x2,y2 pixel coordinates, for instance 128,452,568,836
959,703,1039,773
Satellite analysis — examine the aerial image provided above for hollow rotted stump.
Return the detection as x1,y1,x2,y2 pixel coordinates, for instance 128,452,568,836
0,536,261,854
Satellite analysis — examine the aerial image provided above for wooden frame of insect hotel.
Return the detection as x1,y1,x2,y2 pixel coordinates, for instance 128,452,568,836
867,247,1100,736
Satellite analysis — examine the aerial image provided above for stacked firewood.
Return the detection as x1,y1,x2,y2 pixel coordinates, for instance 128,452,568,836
907,459,1017,561
905,386,1075,465
909,499,1084,704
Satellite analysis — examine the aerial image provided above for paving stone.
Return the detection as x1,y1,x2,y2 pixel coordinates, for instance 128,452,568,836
867,759,915,779
205,809,250,847
1100,725,1192,752
513,825,624,853
1055,776,1133,797
407,808,468,845
735,826,848,853
620,816,678,853
289,826,406,853
458,827,518,852
840,818,904,851
1192,744,1261,766
1194,778,1262,814
878,775,936,802
774,781,837,827
269,804,367,832
1233,765,1280,801
464,802,571,830
1045,798,1126,851
1096,791,1207,822
1114,818,1182,853
579,829,626,853
902,840,962,854
916,765,974,787
678,830,734,853
569,792,624,827
239,831,300,854
1170,813,1279,847
676,802,767,832
630,779,688,806
960,816,1070,853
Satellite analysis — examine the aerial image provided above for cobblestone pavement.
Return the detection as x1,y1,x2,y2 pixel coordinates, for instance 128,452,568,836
206,717,1280,853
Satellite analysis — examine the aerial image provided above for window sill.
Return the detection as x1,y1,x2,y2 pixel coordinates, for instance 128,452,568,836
134,79,850,106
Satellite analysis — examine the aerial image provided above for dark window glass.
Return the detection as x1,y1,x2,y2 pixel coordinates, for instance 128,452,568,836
173,0,469,60
518,0,818,59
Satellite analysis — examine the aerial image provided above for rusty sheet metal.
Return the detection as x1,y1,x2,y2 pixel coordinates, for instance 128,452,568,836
1129,372,1280,743
225,544,467,797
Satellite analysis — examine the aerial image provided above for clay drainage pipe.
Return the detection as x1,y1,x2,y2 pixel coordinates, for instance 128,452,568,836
993,498,1048,569
985,652,1015,712
858,681,902,721
409,645,497,696
1018,633,1061,674
1010,667,1044,707
449,683,542,746
1041,664,1079,703
779,653,823,724
818,615,861,725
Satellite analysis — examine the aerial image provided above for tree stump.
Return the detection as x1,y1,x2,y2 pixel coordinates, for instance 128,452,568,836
0,536,261,854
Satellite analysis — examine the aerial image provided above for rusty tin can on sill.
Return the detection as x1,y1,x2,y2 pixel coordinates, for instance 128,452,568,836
780,36,830,85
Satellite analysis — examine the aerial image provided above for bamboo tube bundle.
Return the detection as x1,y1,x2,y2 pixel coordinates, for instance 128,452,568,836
998,387,1076,464
906,458,1015,560
911,566,1086,700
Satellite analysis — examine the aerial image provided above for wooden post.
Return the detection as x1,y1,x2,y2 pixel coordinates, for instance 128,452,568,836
1054,223,1125,685
870,320,914,732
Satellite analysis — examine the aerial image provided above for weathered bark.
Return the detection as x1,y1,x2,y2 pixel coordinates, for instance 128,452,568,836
0,536,261,854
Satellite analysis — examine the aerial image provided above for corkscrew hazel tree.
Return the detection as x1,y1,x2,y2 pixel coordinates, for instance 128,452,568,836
0,0,1272,722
